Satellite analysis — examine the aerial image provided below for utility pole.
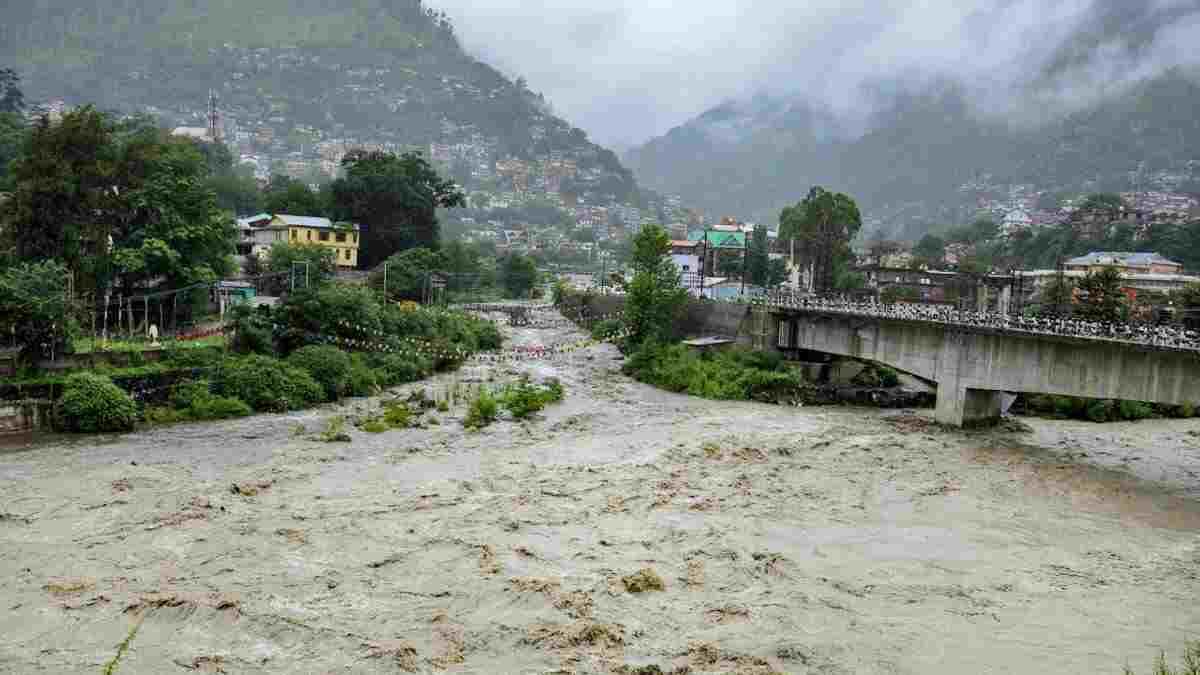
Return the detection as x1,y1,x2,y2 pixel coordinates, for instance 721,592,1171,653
740,233,748,297
700,230,708,299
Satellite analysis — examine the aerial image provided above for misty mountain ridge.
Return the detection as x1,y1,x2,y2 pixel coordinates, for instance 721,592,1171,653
627,65,1200,237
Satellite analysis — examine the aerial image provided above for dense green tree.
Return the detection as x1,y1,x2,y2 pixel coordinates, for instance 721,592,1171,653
779,187,862,294
264,175,325,216
0,110,24,191
913,234,946,266
109,135,236,292
746,223,772,286
766,258,790,286
208,165,263,215
369,246,444,302
0,260,75,363
2,108,236,297
266,242,336,289
501,254,539,299
625,224,687,347
1076,266,1127,323
331,150,464,268
4,107,118,275
1034,274,1077,317
0,68,23,114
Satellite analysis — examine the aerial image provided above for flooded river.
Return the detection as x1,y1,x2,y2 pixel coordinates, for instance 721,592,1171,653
1,311,1198,674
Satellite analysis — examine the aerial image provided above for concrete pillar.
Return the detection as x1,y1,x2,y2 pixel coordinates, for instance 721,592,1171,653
976,284,989,312
998,285,1012,316
935,385,1004,427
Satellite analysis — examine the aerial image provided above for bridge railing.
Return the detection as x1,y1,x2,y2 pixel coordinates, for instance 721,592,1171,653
754,291,1200,352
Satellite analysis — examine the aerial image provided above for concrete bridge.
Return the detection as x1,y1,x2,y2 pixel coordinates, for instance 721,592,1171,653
750,300,1200,427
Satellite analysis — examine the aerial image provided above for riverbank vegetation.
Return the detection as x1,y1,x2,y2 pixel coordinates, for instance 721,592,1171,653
1023,394,1195,422
49,283,502,433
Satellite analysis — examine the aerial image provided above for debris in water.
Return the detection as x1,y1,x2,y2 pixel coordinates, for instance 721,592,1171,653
622,568,666,593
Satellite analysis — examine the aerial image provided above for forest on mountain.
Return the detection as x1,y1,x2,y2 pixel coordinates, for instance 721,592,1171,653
627,69,1200,237
0,0,638,202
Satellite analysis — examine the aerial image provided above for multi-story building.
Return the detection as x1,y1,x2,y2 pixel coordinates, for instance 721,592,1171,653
271,215,361,268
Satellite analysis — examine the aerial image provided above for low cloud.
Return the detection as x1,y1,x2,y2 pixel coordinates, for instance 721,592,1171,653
436,0,1200,146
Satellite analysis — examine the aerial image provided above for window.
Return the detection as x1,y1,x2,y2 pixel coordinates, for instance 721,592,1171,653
344,249,352,261
319,231,330,242
306,230,312,241
290,230,296,241
336,232,346,243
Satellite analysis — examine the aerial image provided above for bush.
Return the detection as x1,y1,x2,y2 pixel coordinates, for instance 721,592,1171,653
464,388,499,429
288,345,352,401
58,373,138,433
171,379,214,410
228,305,275,355
591,318,624,341
624,342,805,403
219,355,324,413
167,347,225,369
498,377,566,420
347,355,378,397
189,396,252,420
1180,401,1196,419
1118,400,1154,421
1086,399,1114,423
382,403,413,429
369,353,434,387
877,367,900,388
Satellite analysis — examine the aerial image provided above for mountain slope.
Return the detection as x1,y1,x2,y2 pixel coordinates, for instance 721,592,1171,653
0,0,637,202
627,69,1200,235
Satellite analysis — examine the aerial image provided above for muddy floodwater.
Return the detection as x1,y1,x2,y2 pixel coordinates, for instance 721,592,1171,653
2,311,1199,674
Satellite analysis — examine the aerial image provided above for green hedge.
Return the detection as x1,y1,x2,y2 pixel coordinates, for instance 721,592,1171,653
288,345,352,401
219,355,324,413
624,341,805,403
58,373,138,433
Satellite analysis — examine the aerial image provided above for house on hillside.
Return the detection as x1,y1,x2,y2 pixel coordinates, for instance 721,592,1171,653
270,214,361,268
1063,251,1184,276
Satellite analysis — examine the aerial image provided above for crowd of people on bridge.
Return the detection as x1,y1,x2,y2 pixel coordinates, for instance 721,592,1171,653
758,291,1200,351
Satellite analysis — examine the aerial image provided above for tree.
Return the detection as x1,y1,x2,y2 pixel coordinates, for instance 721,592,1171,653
1076,266,1127,323
331,150,464,268
746,223,771,286
3,108,236,297
501,254,538,299
0,68,23,114
913,234,946,266
4,107,118,275
766,258,790,286
625,224,687,347
0,260,74,363
369,247,444,302
779,187,862,294
1035,274,1076,317
266,242,336,289
108,135,236,292
264,175,325,216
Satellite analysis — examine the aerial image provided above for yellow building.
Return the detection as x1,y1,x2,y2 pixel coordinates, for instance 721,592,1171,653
270,214,360,268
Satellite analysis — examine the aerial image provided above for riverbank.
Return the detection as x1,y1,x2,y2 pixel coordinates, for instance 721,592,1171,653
0,309,1197,673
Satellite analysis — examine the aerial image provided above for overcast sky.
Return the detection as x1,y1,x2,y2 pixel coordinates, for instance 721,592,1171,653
435,0,1200,148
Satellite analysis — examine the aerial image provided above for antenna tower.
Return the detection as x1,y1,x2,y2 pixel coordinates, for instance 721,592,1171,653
207,89,222,143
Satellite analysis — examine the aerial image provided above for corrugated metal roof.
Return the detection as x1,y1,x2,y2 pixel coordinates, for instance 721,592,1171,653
1065,251,1182,267
271,215,361,231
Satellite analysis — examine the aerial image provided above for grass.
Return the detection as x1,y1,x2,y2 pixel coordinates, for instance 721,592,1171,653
101,617,144,675
72,335,225,355
464,388,499,430
1124,642,1200,675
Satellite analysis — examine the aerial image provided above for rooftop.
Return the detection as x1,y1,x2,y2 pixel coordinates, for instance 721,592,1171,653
271,214,360,231
1065,251,1182,268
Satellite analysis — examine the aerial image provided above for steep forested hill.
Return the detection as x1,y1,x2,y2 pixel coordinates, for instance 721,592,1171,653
0,0,637,201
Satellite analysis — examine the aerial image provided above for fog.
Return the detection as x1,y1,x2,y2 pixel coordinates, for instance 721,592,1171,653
436,0,1200,147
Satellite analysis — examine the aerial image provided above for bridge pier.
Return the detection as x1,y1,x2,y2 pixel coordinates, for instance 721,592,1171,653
934,386,1004,428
